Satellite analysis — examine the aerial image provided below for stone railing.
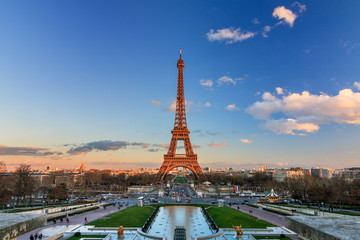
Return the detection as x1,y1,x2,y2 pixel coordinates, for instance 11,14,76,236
201,207,219,233
141,206,160,233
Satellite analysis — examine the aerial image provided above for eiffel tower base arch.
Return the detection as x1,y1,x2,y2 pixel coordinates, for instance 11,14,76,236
157,155,203,181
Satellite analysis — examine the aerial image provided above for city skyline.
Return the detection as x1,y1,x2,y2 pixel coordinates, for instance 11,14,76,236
1,1,360,170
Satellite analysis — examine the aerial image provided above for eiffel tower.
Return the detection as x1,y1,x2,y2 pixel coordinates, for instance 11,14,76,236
157,49,203,181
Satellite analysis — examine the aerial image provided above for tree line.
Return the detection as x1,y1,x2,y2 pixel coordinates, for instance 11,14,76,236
0,163,69,206
204,172,360,206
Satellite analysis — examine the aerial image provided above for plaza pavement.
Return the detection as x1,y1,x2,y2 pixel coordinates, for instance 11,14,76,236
231,205,301,240
17,204,127,240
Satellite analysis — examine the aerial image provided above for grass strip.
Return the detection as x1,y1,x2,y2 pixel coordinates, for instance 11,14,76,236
207,206,275,228
86,206,153,227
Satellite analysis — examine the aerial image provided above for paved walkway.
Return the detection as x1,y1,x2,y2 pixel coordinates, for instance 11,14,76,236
18,204,126,240
232,205,285,227
260,203,344,217
232,205,301,240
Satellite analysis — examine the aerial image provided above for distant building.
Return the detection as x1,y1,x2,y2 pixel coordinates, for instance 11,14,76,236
202,167,212,173
79,162,86,172
311,168,333,178
341,167,360,181
274,170,289,182
273,169,304,182
311,168,322,178
321,168,333,179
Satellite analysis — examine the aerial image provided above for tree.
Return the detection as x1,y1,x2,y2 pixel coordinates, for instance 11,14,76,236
0,185,12,206
308,183,326,203
48,184,69,204
0,163,11,205
85,172,102,186
350,179,360,205
13,164,36,205
285,176,313,202
38,185,51,203
330,177,348,204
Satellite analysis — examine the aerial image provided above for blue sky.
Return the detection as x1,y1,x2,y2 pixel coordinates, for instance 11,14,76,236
0,1,359,170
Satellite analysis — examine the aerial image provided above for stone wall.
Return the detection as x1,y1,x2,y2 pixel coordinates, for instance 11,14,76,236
0,213,46,240
285,215,360,240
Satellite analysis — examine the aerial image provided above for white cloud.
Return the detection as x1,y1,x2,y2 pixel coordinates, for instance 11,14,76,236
292,1,307,13
272,6,297,27
164,100,177,112
204,102,211,108
341,40,360,54
246,87,360,135
208,142,227,148
207,27,256,44
200,79,213,88
218,76,236,85
261,118,319,135
246,92,282,119
226,104,240,111
240,139,253,144
354,82,360,90
276,87,284,95
262,25,272,38
150,100,161,105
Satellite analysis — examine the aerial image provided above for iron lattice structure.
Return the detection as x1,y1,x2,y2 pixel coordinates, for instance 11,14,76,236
157,50,204,181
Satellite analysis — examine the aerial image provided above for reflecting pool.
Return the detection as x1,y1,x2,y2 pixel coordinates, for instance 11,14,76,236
146,206,214,239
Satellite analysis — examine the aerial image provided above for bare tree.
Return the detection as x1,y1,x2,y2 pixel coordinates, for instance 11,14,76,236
85,172,102,186
0,162,11,206
0,161,6,173
13,164,36,205
48,183,68,204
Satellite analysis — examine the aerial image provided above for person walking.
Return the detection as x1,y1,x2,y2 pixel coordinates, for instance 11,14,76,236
30,234,34,240
85,217,87,223
34,233,38,240
39,233,43,240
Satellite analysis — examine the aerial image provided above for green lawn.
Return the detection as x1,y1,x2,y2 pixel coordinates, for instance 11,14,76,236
67,235,107,240
174,176,187,183
207,206,275,228
332,210,360,216
86,206,154,227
